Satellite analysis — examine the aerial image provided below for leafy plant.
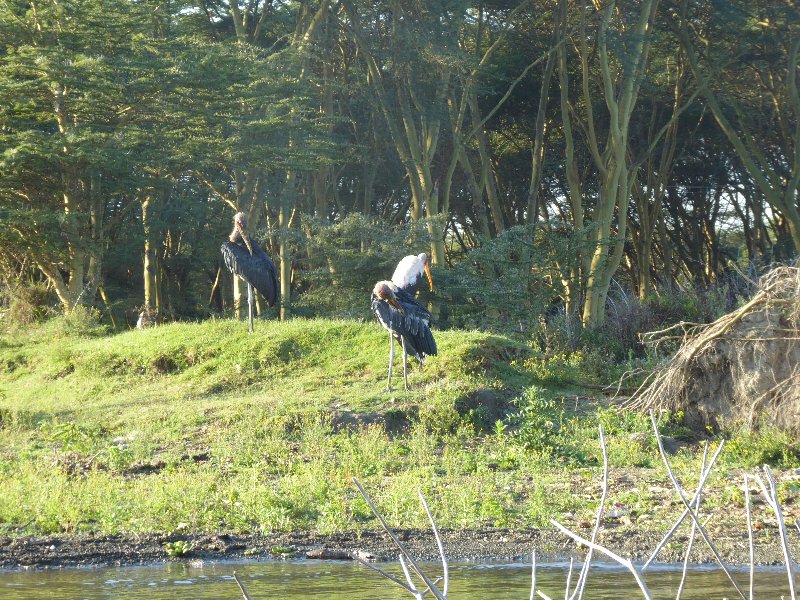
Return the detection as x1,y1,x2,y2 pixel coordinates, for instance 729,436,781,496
164,540,194,558
510,386,561,455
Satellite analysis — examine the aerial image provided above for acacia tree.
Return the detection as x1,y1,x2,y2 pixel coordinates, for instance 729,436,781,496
0,0,171,312
675,0,800,255
556,0,661,327
341,0,461,265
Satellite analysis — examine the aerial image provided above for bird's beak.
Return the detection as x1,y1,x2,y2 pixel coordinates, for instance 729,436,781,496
424,261,433,292
238,222,254,255
388,297,403,312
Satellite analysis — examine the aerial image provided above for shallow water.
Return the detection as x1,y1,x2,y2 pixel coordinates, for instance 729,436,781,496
0,559,792,599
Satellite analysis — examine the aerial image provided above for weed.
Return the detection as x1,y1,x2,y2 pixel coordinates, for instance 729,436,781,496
164,540,194,558
721,427,800,469
269,546,296,558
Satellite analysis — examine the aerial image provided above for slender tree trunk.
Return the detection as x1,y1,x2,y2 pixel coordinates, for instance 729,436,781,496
279,203,291,320
142,196,155,310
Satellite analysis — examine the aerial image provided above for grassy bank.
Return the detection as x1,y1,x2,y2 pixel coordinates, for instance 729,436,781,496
0,315,798,542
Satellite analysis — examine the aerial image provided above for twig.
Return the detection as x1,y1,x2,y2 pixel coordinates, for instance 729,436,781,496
744,475,754,600
754,467,797,600
569,425,609,600
419,489,449,597
564,557,574,600
650,412,747,600
233,571,253,600
549,520,653,600
676,442,709,599
353,478,445,600
530,550,537,600
399,555,425,600
354,555,418,593
643,439,725,570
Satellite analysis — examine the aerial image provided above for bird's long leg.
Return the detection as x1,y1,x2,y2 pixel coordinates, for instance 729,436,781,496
386,334,394,392
401,336,409,391
247,282,254,333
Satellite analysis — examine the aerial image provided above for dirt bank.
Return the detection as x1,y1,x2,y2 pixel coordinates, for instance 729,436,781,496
1,523,796,570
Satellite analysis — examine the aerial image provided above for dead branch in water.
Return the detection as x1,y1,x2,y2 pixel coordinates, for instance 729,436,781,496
233,571,253,600
338,415,798,600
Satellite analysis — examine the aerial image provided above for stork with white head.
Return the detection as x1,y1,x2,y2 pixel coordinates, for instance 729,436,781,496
371,280,437,391
391,252,433,296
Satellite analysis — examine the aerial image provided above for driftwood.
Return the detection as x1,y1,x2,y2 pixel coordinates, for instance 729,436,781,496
233,407,798,599
348,415,798,600
305,548,377,561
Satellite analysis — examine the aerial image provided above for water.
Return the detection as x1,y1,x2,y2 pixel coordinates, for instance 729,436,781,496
0,559,792,599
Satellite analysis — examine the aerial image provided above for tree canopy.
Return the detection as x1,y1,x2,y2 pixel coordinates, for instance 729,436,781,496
1,0,798,332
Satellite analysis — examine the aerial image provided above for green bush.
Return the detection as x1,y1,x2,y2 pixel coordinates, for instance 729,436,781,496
2,284,54,326
722,427,800,469
510,386,561,455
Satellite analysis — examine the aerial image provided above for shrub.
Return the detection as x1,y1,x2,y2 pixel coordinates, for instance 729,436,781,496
3,284,54,326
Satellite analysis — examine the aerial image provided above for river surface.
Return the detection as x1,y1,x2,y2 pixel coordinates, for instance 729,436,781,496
0,559,792,599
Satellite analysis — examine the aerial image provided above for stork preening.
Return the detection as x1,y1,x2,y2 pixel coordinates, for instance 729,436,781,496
371,278,437,391
220,212,278,332
391,252,433,295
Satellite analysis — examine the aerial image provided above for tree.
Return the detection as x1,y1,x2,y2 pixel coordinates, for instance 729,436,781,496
556,0,661,327
0,0,173,312
675,0,800,254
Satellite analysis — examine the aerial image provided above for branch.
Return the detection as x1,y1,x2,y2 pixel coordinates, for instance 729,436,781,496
650,412,747,600
352,478,445,600
549,520,652,600
569,425,609,600
753,468,797,600
233,571,253,600
642,439,725,569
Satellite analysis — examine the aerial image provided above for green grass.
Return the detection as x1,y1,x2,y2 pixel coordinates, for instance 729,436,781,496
0,316,797,539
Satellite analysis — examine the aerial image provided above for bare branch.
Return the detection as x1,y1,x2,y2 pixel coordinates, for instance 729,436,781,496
353,478,445,600
754,468,797,600
676,442,709,599
419,489,449,597
643,439,725,570
233,571,254,600
549,520,653,600
650,412,747,600
570,424,609,600
354,555,417,593
744,475,754,600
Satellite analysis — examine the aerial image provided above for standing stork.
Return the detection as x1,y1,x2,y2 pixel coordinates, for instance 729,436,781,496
371,280,437,391
220,212,278,332
391,252,433,295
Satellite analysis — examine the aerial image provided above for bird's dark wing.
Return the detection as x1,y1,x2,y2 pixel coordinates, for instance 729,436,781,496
221,240,279,307
395,288,431,323
371,294,437,360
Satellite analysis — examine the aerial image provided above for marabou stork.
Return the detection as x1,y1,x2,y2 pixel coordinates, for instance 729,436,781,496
391,252,433,295
371,280,437,391
220,212,278,332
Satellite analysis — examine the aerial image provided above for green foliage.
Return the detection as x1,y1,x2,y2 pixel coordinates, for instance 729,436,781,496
437,225,557,331
48,306,108,339
293,213,432,320
164,540,194,558
511,386,561,456
49,421,105,454
721,427,800,469
1,284,54,327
